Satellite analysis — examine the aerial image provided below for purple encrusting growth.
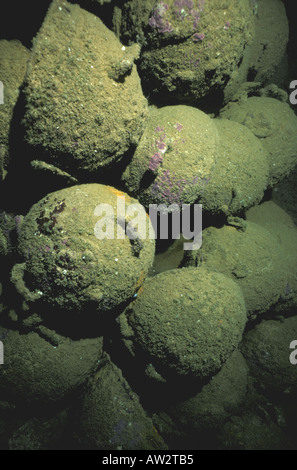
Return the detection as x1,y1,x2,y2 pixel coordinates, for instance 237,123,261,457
148,125,168,172
148,121,187,175
174,122,183,131
151,170,209,207
193,32,205,41
174,0,204,29
148,2,173,33
154,128,167,150
149,152,163,172
147,121,210,205
157,141,167,151
149,0,205,34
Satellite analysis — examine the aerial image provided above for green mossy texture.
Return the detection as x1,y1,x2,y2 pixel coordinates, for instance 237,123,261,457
122,104,270,216
13,184,155,312
0,0,296,451
0,40,30,181
223,0,289,103
76,354,167,450
122,0,255,102
220,97,297,187
124,267,247,382
200,118,269,215
241,316,297,395
0,324,103,405
22,0,148,175
246,201,297,314
182,220,286,318
122,105,218,208
169,349,249,433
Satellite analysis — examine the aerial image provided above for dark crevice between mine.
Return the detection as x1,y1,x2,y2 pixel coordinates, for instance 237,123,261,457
0,0,52,49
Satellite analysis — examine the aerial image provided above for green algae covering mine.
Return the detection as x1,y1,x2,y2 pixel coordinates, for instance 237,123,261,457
0,324,103,405
75,353,167,450
220,96,297,187
169,349,249,435
120,267,247,384
246,201,297,315
122,105,218,209
122,104,270,216
0,40,30,182
120,0,255,104
11,184,155,314
21,0,148,178
199,118,269,216
0,0,296,452
181,219,287,319
241,316,297,396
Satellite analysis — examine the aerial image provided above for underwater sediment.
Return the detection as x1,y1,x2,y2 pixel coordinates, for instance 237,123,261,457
0,0,297,450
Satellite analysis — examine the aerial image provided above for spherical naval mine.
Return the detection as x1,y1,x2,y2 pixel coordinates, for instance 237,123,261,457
241,316,297,396
246,201,297,315
0,40,30,182
11,184,155,314
120,267,247,383
220,96,297,187
120,0,256,105
169,349,249,434
181,219,287,319
199,119,269,216
21,0,148,178
122,105,218,209
0,322,103,405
